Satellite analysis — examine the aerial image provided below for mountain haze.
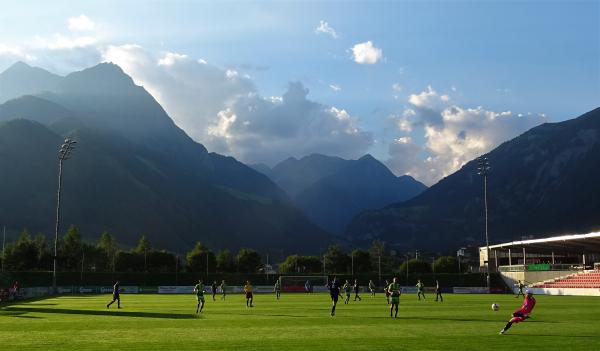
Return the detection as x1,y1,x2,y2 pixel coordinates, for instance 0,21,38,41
255,154,427,234
0,61,62,103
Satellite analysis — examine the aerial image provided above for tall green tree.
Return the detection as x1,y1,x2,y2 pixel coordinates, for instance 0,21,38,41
399,258,432,274
61,225,83,270
324,245,350,274
351,249,372,273
279,255,322,273
80,242,105,272
4,229,38,270
216,249,235,273
115,251,144,272
186,242,216,273
369,240,394,273
433,256,459,273
135,235,151,254
236,248,261,273
33,233,52,270
97,232,117,271
134,235,152,271
147,250,177,272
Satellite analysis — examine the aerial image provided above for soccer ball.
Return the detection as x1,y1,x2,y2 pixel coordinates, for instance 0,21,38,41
491,303,499,311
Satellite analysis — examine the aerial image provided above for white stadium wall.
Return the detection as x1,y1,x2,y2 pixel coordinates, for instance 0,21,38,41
529,287,600,296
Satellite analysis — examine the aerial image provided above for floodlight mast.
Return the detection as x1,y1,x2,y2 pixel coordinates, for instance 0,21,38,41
53,138,76,294
477,156,491,291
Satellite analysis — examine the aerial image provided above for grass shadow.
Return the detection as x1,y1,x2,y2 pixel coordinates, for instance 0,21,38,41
12,315,43,319
0,309,29,317
5,307,196,319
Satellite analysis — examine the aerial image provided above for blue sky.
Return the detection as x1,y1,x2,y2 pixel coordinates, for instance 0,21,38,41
1,0,598,184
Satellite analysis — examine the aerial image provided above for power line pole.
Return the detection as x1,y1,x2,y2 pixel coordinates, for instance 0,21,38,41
405,254,409,284
2,225,6,272
53,138,77,294
378,254,381,285
477,155,491,291
175,255,179,285
351,250,354,277
80,250,85,283
266,253,269,282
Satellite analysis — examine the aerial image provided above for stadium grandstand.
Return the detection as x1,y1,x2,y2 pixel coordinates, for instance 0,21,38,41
479,232,600,296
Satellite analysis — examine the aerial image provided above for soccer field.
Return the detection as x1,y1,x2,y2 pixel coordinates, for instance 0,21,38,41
1,293,599,350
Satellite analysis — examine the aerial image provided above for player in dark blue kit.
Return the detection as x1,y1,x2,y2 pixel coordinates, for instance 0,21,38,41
327,277,341,316
106,280,121,309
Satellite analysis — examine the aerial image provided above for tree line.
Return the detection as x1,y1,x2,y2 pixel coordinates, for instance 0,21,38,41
0,227,463,274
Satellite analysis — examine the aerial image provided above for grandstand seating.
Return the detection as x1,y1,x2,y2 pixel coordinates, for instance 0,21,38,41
533,268,600,289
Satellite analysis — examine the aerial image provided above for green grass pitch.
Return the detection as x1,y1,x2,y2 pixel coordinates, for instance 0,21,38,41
2,293,599,350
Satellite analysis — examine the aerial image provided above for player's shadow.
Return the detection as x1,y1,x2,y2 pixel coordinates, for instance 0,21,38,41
4,306,196,319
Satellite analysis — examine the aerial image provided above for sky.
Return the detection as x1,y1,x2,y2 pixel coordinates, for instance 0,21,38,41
0,0,598,185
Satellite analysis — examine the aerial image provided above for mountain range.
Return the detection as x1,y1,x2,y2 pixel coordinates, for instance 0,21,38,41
252,154,427,234
0,62,331,253
346,107,600,251
2,61,598,254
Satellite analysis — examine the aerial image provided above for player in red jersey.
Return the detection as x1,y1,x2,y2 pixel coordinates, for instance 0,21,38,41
499,290,536,334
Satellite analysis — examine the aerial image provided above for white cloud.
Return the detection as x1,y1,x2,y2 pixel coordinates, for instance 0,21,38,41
387,86,547,185
398,110,414,132
351,41,382,65
102,45,372,165
38,34,98,50
329,84,341,92
0,15,102,74
225,69,239,79
398,120,412,132
408,85,449,109
0,44,36,61
207,82,373,164
68,15,96,31
315,20,338,39
158,52,188,66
